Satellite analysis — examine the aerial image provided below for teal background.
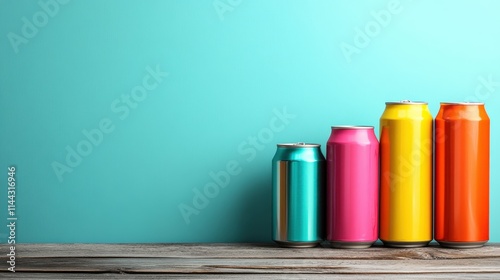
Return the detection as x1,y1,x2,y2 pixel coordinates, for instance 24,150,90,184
0,0,499,243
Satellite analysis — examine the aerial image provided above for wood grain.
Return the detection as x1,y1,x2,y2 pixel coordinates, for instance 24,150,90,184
2,273,500,280
1,243,499,279
5,243,500,259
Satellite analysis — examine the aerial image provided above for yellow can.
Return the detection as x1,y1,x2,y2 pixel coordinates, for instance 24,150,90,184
379,100,433,247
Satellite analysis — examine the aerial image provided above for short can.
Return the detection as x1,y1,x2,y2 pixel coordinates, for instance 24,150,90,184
326,126,379,249
272,142,325,248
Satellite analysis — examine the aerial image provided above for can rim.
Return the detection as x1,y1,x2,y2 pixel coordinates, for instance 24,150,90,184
385,100,428,105
331,125,374,129
277,142,320,148
440,102,485,105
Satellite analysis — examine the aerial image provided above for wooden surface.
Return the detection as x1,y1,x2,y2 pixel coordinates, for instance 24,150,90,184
1,243,500,279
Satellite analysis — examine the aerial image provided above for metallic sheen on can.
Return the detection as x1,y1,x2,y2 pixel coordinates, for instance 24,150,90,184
435,102,490,248
379,101,433,247
326,126,379,249
272,143,325,248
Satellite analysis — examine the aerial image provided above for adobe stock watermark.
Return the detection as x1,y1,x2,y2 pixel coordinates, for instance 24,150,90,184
382,135,432,192
340,0,414,63
6,166,17,273
51,65,168,182
7,0,70,54
434,73,498,147
178,107,296,224
213,0,242,21
465,74,498,103
382,74,498,190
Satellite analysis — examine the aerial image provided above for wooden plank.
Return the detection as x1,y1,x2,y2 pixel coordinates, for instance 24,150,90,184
3,243,500,259
9,257,500,274
1,243,499,278
1,273,500,279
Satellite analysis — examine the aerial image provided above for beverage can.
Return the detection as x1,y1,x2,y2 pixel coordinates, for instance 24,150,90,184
272,142,325,248
379,100,433,247
435,102,490,248
326,126,379,249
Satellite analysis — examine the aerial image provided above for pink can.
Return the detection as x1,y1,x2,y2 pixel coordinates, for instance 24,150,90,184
326,126,379,248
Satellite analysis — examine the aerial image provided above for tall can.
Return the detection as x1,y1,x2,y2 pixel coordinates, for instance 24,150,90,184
272,143,325,248
379,100,433,247
435,102,490,248
326,126,379,249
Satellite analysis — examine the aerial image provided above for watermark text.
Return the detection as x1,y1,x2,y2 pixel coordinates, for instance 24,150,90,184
178,107,296,224
51,65,168,182
6,166,17,272
7,0,70,54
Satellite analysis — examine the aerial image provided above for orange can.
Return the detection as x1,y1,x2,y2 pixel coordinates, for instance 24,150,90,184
435,102,490,248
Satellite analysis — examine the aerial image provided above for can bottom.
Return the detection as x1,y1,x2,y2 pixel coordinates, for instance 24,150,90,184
274,240,320,248
328,241,375,249
437,241,487,249
381,240,430,248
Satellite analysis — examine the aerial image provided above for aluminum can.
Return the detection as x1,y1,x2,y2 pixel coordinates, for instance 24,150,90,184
272,142,325,248
326,126,379,249
379,100,433,247
435,102,490,248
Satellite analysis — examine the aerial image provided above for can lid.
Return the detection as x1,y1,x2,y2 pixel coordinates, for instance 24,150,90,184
440,102,484,105
385,100,428,105
331,125,374,129
277,142,320,148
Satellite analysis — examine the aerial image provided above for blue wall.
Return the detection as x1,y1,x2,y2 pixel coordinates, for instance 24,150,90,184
1,0,498,243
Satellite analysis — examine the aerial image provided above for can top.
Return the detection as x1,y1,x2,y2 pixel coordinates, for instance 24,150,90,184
277,142,320,148
385,100,428,105
331,125,374,129
440,102,484,105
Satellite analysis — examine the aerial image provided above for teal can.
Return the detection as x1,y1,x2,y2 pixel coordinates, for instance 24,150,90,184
272,142,325,248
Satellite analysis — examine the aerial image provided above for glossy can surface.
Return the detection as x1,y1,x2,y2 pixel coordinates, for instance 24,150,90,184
435,102,490,248
272,143,325,248
326,126,379,249
379,101,433,247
